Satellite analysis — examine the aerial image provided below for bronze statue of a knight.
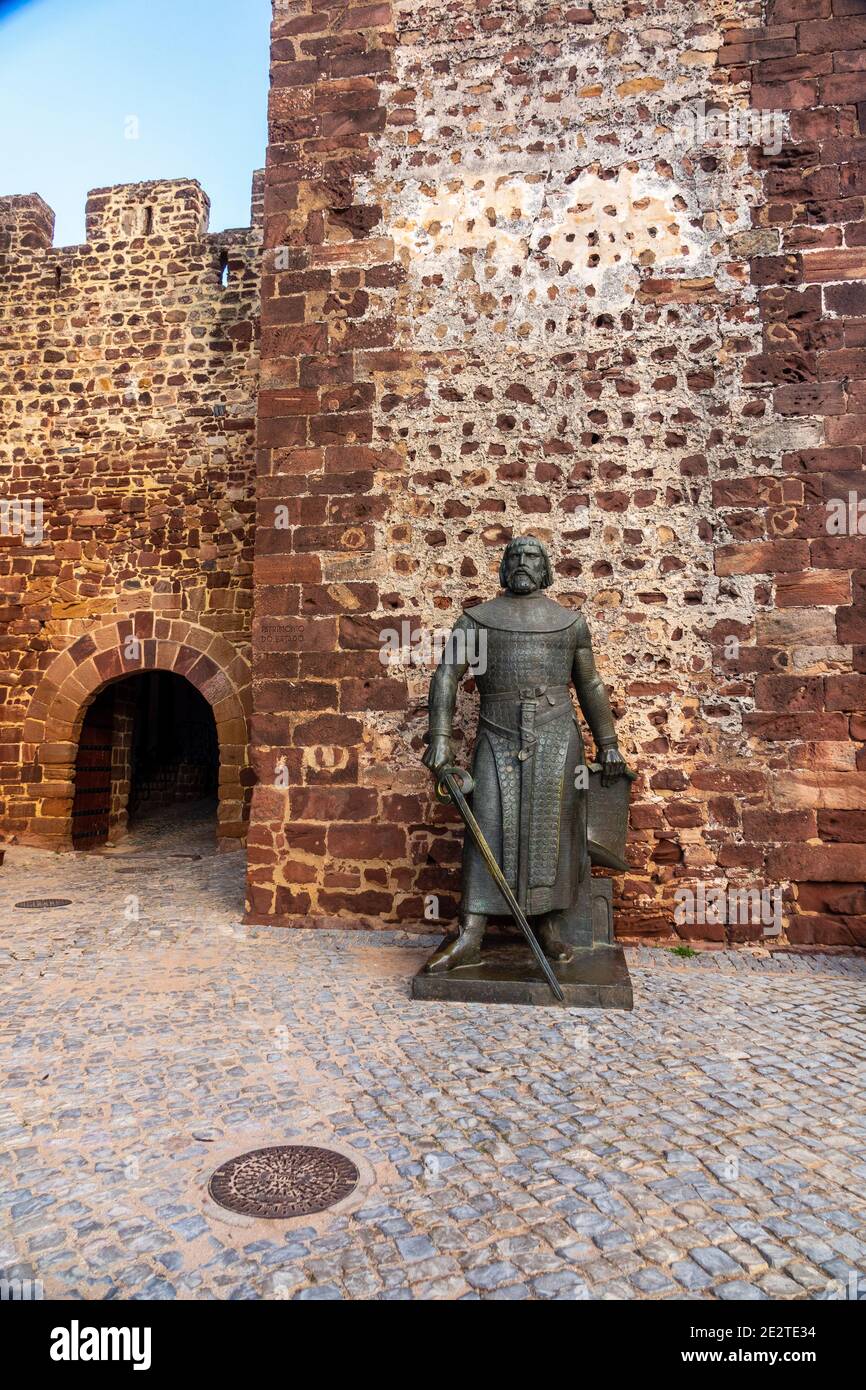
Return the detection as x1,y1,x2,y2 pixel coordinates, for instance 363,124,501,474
420,536,630,983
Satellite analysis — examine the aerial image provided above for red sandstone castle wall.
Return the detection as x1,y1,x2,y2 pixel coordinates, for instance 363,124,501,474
248,0,865,947
714,0,866,944
0,176,263,846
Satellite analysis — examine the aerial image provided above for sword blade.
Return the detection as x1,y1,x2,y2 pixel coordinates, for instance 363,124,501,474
440,768,565,1003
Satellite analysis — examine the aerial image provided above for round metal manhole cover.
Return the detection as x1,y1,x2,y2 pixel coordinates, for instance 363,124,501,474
15,898,72,910
208,1145,360,1219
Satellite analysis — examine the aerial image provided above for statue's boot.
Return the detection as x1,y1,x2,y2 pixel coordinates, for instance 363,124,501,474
538,913,573,964
424,913,486,974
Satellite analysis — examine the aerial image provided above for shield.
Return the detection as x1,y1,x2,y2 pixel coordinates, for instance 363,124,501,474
587,763,635,873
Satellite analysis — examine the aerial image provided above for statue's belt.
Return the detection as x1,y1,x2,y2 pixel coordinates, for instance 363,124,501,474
480,684,571,707
479,686,574,760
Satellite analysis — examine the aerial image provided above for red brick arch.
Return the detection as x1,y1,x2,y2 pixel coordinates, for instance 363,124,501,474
21,614,251,849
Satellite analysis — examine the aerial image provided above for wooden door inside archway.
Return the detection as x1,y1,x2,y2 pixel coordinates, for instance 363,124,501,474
71,686,116,849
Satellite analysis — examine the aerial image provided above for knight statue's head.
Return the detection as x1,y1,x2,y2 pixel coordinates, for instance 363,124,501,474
499,537,554,596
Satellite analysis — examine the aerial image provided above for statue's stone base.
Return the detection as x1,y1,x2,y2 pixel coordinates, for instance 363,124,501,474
411,937,633,1009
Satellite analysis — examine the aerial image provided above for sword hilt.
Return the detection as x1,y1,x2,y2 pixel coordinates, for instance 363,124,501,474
434,764,474,805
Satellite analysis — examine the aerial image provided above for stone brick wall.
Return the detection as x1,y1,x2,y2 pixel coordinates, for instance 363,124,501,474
715,0,866,945
3,3,861,944
248,0,865,946
0,176,263,847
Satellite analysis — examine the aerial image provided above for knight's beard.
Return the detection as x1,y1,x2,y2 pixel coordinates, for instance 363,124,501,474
509,572,537,593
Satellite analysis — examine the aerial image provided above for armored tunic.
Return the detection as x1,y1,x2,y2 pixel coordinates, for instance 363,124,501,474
428,593,618,918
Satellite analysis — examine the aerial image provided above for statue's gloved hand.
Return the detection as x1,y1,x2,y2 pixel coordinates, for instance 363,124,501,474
599,745,628,787
422,735,454,776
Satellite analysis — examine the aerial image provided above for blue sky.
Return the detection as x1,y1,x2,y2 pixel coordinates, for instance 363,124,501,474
0,0,271,245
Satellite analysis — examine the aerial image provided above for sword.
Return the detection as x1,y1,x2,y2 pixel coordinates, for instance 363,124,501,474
435,765,565,1003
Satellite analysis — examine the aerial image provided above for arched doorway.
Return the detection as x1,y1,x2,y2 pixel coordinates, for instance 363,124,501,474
21,615,251,851
71,672,220,849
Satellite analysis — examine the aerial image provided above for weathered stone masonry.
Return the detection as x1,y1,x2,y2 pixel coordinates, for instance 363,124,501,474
714,0,866,946
1,1,863,947
0,176,263,847
248,0,866,946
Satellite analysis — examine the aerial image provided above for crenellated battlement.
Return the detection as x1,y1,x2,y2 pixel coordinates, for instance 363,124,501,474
0,192,56,256
0,172,264,264
85,178,212,244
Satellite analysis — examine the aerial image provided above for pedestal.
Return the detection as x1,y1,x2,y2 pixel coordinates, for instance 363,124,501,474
410,935,633,1009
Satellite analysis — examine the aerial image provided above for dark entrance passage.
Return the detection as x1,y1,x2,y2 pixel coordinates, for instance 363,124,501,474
71,672,219,850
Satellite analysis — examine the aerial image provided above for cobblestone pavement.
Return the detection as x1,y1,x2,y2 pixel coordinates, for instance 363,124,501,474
1,805,865,1301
